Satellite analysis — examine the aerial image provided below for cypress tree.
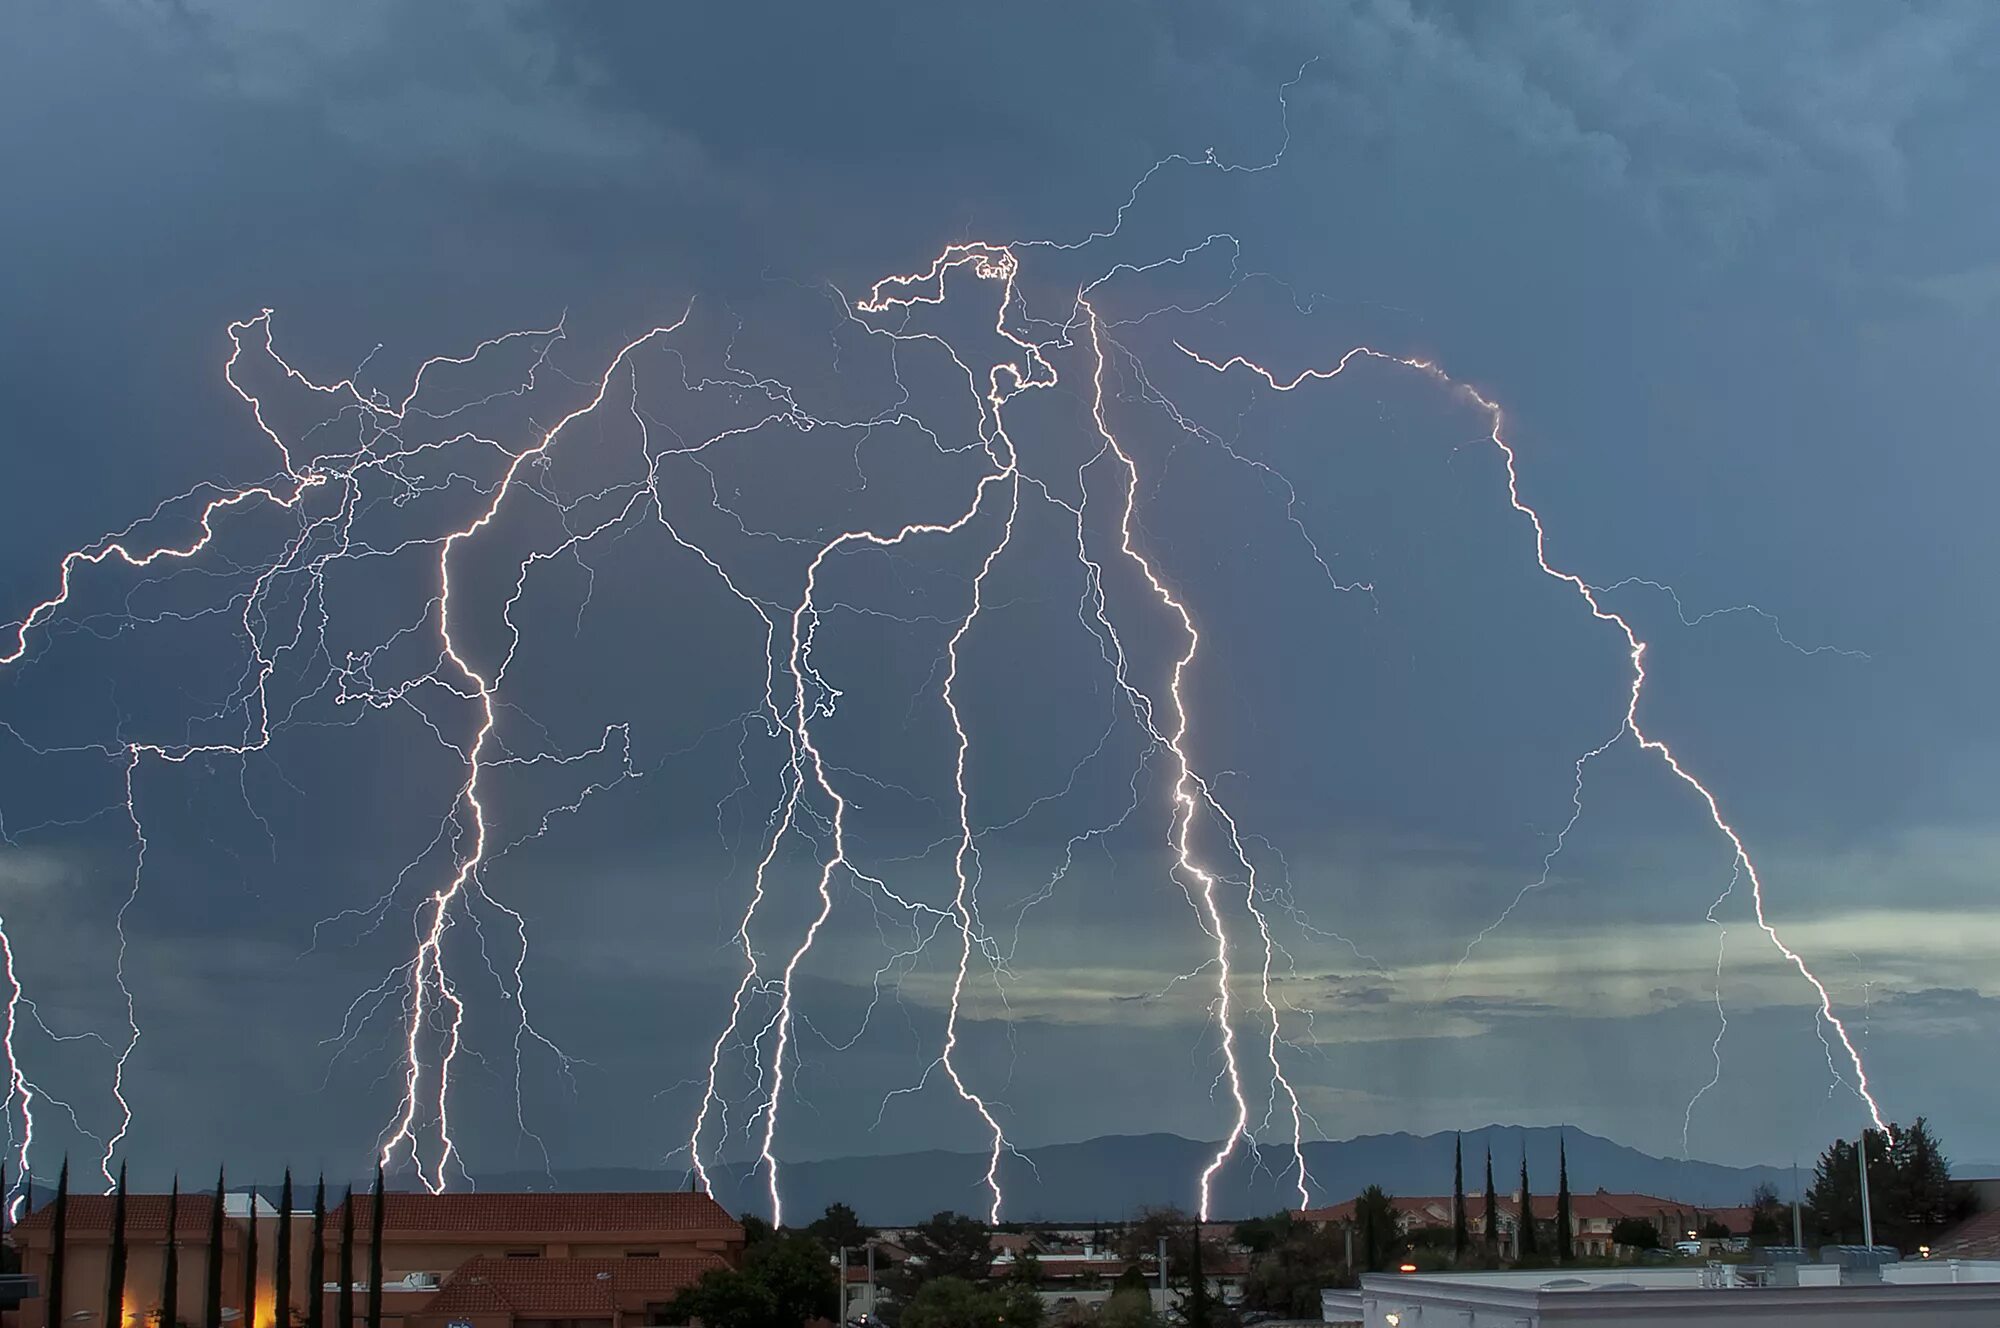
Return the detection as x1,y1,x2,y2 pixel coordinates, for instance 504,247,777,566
106,1163,130,1328
1482,1146,1499,1265
1182,1223,1211,1328
1555,1135,1574,1265
274,1173,292,1328
1518,1150,1538,1257
365,1165,384,1328
48,1158,69,1328
306,1180,325,1328
336,1189,354,1328
1451,1135,1469,1259
204,1168,225,1328
242,1186,258,1328
162,1178,181,1328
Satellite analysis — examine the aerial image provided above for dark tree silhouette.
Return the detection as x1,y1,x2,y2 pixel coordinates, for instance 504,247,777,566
1747,1183,1787,1246
243,1185,259,1328
1611,1218,1660,1250
1518,1151,1538,1257
106,1163,130,1328
274,1172,293,1328
806,1202,870,1253
1354,1186,1399,1274
1451,1136,1468,1259
1806,1119,1968,1250
901,1211,994,1285
306,1179,325,1328
1555,1136,1574,1264
1482,1148,1499,1263
204,1168,225,1328
337,1190,354,1328
664,1234,838,1328
366,1165,384,1328
161,1179,180,1328
49,1158,70,1328
1181,1220,1214,1328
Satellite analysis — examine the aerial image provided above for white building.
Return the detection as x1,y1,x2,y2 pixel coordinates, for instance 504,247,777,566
1322,1261,2000,1326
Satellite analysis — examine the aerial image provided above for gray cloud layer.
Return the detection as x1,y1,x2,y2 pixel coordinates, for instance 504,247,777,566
2,1,1995,1201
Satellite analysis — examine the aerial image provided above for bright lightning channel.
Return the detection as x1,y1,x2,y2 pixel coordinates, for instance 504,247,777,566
1174,340,1888,1133
0,58,1886,1228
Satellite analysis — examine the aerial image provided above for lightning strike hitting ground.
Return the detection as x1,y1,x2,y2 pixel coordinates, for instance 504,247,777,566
1175,341,1889,1133
0,62,1889,1227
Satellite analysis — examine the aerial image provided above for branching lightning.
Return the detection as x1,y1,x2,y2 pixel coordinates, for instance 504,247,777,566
0,58,1889,1232
1174,341,1888,1132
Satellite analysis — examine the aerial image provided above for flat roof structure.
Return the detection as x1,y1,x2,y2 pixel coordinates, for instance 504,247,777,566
1324,1262,2000,1326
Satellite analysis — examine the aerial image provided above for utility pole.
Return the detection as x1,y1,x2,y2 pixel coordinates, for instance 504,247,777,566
838,1247,847,1323
866,1240,876,1321
1857,1134,1875,1251
1157,1236,1167,1311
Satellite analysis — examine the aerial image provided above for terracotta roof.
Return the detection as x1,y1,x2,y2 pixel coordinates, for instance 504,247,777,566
331,1192,740,1235
1934,1209,2000,1259
1704,1206,1757,1235
420,1256,726,1317
1297,1196,1449,1224
13,1194,228,1238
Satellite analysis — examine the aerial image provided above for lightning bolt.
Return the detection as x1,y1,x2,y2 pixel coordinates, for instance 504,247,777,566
1683,861,1740,1156
0,926,33,1220
375,314,697,1191
0,55,1889,1227
1176,340,1888,1132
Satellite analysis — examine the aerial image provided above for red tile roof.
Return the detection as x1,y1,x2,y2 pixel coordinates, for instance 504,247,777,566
420,1256,726,1317
1934,1209,2000,1259
1297,1196,1448,1224
1704,1206,1757,1235
12,1194,227,1238
331,1193,740,1235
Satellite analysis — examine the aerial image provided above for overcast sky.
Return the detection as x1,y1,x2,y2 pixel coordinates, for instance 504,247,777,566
4,1,1999,1213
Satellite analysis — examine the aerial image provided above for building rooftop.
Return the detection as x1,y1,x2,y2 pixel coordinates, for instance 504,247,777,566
1933,1207,2000,1259
419,1256,725,1317
13,1194,233,1237
1328,1263,2000,1327
328,1191,741,1235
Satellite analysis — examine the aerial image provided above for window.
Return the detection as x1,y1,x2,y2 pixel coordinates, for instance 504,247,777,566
624,1250,659,1259
643,1304,675,1326
507,1250,540,1259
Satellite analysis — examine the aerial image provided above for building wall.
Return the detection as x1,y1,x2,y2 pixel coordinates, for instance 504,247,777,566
309,1284,432,1328
17,1240,245,1328
1354,1276,2000,1327
350,1236,734,1279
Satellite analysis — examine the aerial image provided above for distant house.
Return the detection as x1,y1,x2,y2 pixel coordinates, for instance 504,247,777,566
402,1255,726,1328
986,1232,1046,1260
12,1190,744,1328
1295,1189,1715,1258
12,1193,245,1328
1297,1196,1456,1236
1932,1180,2000,1260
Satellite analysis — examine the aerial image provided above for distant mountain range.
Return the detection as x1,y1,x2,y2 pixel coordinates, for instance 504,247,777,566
479,1126,1799,1224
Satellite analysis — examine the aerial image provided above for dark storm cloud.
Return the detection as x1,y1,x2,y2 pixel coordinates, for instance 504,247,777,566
3,0,1997,1205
